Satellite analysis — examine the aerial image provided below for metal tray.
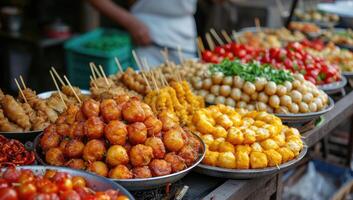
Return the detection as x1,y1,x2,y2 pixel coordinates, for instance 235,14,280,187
275,96,334,124
1,165,134,199
343,71,353,79
194,146,307,179
317,76,347,95
34,133,206,191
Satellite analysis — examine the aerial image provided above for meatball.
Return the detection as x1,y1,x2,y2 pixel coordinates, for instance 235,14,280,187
104,120,128,145
113,95,130,105
122,99,146,123
144,116,162,137
163,128,185,152
158,111,179,131
132,166,152,178
64,139,85,158
82,139,106,162
87,161,109,177
84,116,104,139
106,145,129,166
65,105,80,124
75,110,86,122
82,99,100,118
45,148,65,166
100,99,121,122
109,165,133,179
59,139,69,152
69,122,85,138
56,123,70,137
164,153,186,172
140,102,154,118
178,145,198,166
145,137,166,159
129,144,154,167
184,133,202,153
40,131,61,151
127,122,147,145
149,159,172,177
65,159,86,170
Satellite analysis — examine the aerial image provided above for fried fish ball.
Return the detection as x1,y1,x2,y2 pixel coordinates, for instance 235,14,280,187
243,129,256,144
250,151,268,169
132,166,152,178
217,152,236,169
106,145,129,166
235,151,250,169
209,137,225,151
127,122,148,145
218,141,235,154
250,142,263,152
216,115,233,130
261,139,279,150
264,149,282,167
82,99,100,118
56,123,70,137
65,159,86,170
145,137,166,159
129,144,154,167
164,152,186,172
122,99,146,123
69,122,85,138
45,148,65,166
213,125,228,138
100,99,121,122
163,128,185,152
64,139,85,158
201,134,214,146
84,116,104,139
109,165,133,179
203,150,219,166
104,120,128,145
277,147,295,163
272,133,286,147
82,139,106,162
235,145,252,154
144,116,163,137
178,145,198,166
40,130,61,151
227,127,244,145
255,128,270,141
286,140,302,156
87,161,108,177
149,159,172,176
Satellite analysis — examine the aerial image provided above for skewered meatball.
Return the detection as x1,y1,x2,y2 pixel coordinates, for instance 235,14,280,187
87,161,108,177
104,120,128,145
82,139,106,162
84,116,104,139
163,128,185,152
45,148,65,166
106,145,129,166
69,122,85,138
64,139,85,158
82,99,100,118
56,123,70,137
145,137,166,159
129,144,154,167
127,122,147,145
178,145,198,166
65,159,86,170
132,166,152,178
122,99,146,122
164,152,186,172
144,116,162,137
109,165,133,179
149,159,172,176
100,99,121,122
40,130,61,151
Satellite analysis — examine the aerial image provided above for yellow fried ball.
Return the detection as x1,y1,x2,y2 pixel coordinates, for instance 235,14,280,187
264,149,282,167
227,127,244,145
250,152,268,169
217,152,236,169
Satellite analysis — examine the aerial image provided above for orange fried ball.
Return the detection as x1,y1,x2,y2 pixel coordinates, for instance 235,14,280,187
164,152,186,173
100,99,121,122
145,137,166,159
178,145,198,166
87,161,109,177
84,116,104,139
69,122,85,138
129,144,154,167
104,120,128,145
122,99,146,123
127,122,147,145
140,102,154,118
184,133,202,153
64,139,85,158
82,99,100,118
40,128,61,151
82,139,106,162
56,123,70,136
149,159,172,177
65,105,80,124
132,166,152,178
114,95,130,105
75,110,87,122
45,148,65,166
59,139,69,152
158,111,179,131
106,145,129,166
144,116,162,137
65,159,86,170
163,128,185,152
109,165,133,179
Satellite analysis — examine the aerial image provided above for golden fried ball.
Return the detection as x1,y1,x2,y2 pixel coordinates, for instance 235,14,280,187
65,159,86,170
158,111,179,131
59,139,69,152
75,110,87,122
164,152,186,172
250,151,268,169
235,145,252,154
184,132,202,153
264,149,282,167
109,165,133,179
106,145,129,166
82,139,106,162
127,122,148,145
149,159,172,176
235,151,250,169
144,116,163,137
132,166,152,178
178,145,198,166
100,99,121,122
104,120,128,145
203,150,219,166
122,99,146,123
69,122,85,138
82,99,100,118
243,129,256,144
45,148,65,166
218,141,235,154
217,152,236,169
64,139,85,158
129,144,154,167
56,123,70,137
216,115,233,129
113,95,130,105
202,134,214,146
87,161,109,177
140,102,154,118
209,138,225,151
277,147,295,163
40,131,61,151
261,139,279,150
213,125,228,138
84,116,104,139
145,137,166,159
227,127,244,145
163,128,185,152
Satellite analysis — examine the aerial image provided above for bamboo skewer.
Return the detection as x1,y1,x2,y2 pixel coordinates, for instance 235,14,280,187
150,71,159,92
132,50,151,91
91,63,102,78
90,76,98,89
51,67,65,86
89,63,97,80
63,75,81,104
232,30,240,43
98,65,110,87
197,37,205,52
205,33,215,50
19,75,27,89
210,28,224,45
49,71,67,109
221,30,232,43
14,78,28,104
177,45,184,63
114,57,124,73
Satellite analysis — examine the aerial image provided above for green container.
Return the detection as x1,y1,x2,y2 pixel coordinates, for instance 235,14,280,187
64,28,136,89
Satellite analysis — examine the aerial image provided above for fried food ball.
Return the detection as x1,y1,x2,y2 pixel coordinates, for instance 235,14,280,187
149,159,172,176
127,122,147,145
69,122,85,138
145,137,166,159
82,99,100,118
75,110,86,122
163,128,185,152
40,130,61,151
45,148,65,166
184,133,202,153
65,105,80,124
144,116,162,137
202,134,214,146
261,139,279,150
129,144,154,167
59,139,69,152
56,123,70,137
178,145,198,166
264,149,282,167
132,166,152,178
104,120,128,145
203,150,219,166
235,145,252,154
227,127,244,145
277,147,295,163
251,142,263,152
122,99,146,123
158,111,179,131
209,138,225,151
87,161,109,177
235,151,250,169
250,151,268,169
213,125,228,138
84,116,104,139
82,139,106,162
140,102,154,118
100,99,121,122
217,152,236,169
113,95,130,105
243,129,256,144
109,165,133,179
218,141,235,154
106,145,129,166
164,152,186,172
64,139,85,158
65,159,86,170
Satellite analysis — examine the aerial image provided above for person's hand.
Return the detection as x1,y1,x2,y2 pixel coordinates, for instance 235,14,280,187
126,16,152,46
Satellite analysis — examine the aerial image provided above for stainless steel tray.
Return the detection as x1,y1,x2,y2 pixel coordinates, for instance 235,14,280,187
317,76,347,95
194,146,307,179
34,132,206,191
